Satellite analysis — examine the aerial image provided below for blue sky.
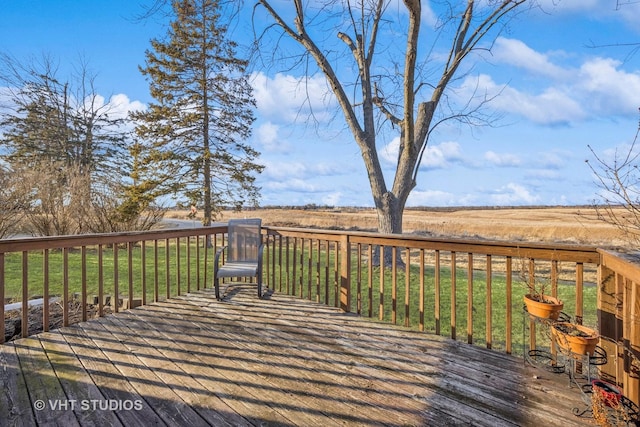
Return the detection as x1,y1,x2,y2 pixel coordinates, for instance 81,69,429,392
1,1,640,208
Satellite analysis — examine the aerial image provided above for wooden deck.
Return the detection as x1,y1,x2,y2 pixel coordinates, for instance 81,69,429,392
1,285,594,426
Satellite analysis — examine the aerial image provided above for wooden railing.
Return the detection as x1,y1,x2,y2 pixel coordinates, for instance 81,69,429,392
0,226,227,342
0,223,638,406
263,226,601,354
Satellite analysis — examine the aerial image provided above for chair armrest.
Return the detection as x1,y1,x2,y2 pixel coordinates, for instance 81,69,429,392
214,245,228,273
257,243,265,271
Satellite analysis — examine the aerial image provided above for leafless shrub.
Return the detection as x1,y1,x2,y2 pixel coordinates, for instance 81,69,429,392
587,111,640,247
13,161,87,236
85,176,166,233
0,164,29,238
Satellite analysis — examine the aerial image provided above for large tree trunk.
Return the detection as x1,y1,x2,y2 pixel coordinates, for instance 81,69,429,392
372,191,406,267
376,191,403,234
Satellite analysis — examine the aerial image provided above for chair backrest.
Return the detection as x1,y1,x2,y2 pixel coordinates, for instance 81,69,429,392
226,218,262,263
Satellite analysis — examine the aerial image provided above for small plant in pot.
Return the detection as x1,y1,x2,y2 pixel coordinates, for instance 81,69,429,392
523,290,564,320
519,259,564,320
551,322,600,356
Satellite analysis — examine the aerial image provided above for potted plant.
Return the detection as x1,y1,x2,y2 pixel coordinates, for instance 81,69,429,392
523,291,564,320
551,322,600,356
519,259,564,320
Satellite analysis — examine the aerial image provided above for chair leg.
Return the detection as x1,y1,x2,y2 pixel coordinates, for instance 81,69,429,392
214,276,221,300
257,273,262,299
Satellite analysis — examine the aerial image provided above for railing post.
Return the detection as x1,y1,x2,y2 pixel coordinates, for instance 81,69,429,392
340,235,351,312
597,262,622,384
623,276,640,406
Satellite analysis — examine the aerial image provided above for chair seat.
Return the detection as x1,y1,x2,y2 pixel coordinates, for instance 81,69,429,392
216,261,259,278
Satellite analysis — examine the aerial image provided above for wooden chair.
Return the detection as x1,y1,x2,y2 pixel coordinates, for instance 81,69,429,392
213,218,264,300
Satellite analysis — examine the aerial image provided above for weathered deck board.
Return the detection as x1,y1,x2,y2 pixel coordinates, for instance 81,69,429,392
1,285,594,426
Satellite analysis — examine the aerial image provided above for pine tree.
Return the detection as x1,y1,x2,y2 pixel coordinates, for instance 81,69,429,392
132,0,262,225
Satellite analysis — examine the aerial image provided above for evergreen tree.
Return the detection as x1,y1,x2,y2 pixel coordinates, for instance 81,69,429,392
132,0,262,225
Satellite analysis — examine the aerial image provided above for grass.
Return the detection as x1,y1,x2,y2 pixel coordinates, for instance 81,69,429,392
2,239,217,304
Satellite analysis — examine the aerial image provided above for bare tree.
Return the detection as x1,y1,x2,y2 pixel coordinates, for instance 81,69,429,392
0,53,160,234
12,161,87,236
0,164,28,238
587,112,640,247
253,0,532,238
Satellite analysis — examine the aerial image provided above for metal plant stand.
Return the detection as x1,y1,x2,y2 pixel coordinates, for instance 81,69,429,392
522,306,640,425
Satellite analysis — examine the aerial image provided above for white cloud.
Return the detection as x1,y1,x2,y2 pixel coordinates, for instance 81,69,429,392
380,137,400,164
535,151,566,169
472,41,640,124
406,189,458,207
386,0,437,27
255,121,291,152
381,138,464,169
261,159,308,180
491,38,570,79
615,3,640,29
484,150,521,167
423,141,463,169
490,183,540,205
536,0,600,12
311,162,344,176
467,74,584,125
250,71,336,123
261,158,345,184
577,57,640,115
535,0,639,29
525,169,562,180
322,192,342,206
106,93,145,118
263,178,318,193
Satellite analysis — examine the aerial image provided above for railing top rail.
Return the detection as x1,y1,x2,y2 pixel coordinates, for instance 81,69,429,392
0,224,228,253
599,248,640,280
264,226,600,263
0,222,603,264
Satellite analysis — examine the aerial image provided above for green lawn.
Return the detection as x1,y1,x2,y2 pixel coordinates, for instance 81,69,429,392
2,240,217,304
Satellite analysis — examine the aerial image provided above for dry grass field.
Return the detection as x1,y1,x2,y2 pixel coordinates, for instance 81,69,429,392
167,206,633,250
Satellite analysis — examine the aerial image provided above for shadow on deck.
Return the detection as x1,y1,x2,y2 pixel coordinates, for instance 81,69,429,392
1,285,592,426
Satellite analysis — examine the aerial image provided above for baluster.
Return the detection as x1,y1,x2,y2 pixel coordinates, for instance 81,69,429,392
451,251,457,340
435,249,441,336
43,249,50,331
392,246,397,325
419,249,425,332
486,254,492,350
405,247,410,328
467,252,473,345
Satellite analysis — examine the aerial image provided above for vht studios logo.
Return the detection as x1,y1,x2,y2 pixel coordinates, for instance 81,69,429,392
34,399,143,411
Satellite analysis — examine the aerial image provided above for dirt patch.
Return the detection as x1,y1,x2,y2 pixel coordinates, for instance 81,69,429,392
4,299,112,342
